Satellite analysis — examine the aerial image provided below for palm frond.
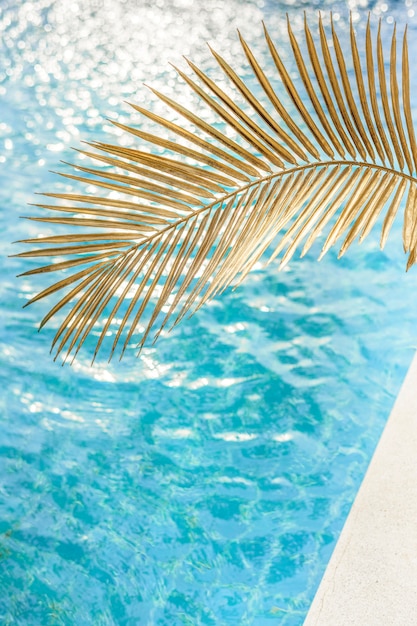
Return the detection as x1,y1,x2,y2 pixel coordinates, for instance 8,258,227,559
16,14,417,363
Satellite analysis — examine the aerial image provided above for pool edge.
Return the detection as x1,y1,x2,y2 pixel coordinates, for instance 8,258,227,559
304,351,417,625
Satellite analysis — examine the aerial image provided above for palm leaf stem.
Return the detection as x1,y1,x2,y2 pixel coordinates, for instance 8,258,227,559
118,160,417,253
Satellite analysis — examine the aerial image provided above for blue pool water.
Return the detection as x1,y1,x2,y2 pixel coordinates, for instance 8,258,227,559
2,0,417,624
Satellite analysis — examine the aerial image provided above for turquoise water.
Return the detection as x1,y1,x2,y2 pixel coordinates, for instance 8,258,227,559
2,0,417,624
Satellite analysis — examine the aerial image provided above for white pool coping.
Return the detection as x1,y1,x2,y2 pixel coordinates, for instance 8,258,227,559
304,352,417,625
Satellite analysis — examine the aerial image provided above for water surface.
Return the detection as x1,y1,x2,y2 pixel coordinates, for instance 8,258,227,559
1,0,417,624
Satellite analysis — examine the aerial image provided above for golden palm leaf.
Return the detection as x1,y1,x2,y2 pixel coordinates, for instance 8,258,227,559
16,14,417,363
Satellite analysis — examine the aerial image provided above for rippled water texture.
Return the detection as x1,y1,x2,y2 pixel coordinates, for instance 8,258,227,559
2,0,417,624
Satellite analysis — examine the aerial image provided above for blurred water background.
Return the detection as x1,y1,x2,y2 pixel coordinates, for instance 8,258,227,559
1,0,417,624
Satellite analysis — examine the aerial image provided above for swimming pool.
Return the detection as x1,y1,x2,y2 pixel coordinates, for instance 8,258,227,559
2,0,417,623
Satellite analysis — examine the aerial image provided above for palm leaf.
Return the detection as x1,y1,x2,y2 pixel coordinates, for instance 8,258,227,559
15,14,417,363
